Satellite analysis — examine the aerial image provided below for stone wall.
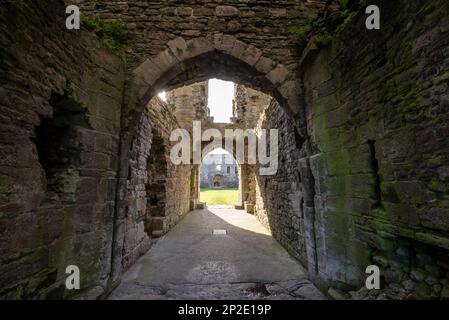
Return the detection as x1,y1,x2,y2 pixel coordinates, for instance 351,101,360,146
254,100,308,266
123,96,192,269
0,0,124,299
167,81,212,128
232,84,272,128
301,0,449,298
121,109,152,270
77,0,328,139
149,98,191,233
77,0,325,73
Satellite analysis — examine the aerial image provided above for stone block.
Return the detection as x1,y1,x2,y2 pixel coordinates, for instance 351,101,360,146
415,232,449,250
230,40,247,60
151,49,179,75
255,56,276,74
80,152,110,170
382,181,428,205
195,202,206,210
244,201,254,214
419,207,449,232
167,37,187,60
227,20,241,32
383,202,420,227
437,166,449,181
269,8,287,17
150,217,165,231
133,58,163,87
240,45,263,68
184,37,213,60
267,64,289,85
215,6,239,17
175,7,193,17
216,34,236,55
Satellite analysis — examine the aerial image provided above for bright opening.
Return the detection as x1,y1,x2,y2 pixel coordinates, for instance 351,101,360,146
208,79,234,123
158,91,167,102
200,148,239,206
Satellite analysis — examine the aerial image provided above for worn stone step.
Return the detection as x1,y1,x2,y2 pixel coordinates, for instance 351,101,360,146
150,217,166,230
152,230,164,238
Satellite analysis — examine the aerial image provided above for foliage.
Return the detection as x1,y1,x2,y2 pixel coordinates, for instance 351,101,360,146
291,0,366,47
82,15,127,55
291,18,314,39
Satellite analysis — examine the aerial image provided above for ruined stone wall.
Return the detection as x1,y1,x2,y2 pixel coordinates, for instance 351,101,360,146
232,84,272,128
242,165,257,206
301,0,449,298
200,153,239,189
148,98,191,232
123,97,191,268
0,1,124,299
121,110,152,270
167,81,211,128
254,100,308,266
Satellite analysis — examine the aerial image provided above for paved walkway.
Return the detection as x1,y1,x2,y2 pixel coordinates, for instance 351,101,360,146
109,207,325,300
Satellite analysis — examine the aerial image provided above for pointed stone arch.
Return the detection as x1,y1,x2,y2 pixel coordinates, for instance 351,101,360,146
124,36,302,133
113,36,304,281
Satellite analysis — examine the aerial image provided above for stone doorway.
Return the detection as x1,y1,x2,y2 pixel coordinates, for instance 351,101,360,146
213,175,223,188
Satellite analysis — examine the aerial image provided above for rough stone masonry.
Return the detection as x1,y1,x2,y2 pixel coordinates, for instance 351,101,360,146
0,0,448,300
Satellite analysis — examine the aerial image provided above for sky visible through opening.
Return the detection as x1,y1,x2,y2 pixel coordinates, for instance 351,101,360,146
208,147,228,155
208,79,234,124
208,80,234,154
158,79,234,155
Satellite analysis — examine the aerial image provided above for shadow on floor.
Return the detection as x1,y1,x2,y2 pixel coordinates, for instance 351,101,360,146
109,207,325,300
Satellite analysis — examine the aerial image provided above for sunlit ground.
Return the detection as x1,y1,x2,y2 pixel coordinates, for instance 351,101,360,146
200,188,239,205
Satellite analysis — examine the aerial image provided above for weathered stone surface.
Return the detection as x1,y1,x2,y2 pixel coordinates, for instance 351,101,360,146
232,84,271,128
301,0,449,298
0,0,125,299
254,100,308,266
215,6,239,17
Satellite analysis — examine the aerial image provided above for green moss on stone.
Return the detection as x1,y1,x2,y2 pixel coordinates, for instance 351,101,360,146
290,16,315,40
433,0,449,18
313,29,334,48
427,155,443,167
291,1,364,44
335,11,357,34
82,15,127,56
395,83,431,122
0,176,13,203
415,232,449,250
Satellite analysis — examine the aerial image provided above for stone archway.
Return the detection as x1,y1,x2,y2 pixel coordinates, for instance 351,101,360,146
126,37,302,133
112,41,305,279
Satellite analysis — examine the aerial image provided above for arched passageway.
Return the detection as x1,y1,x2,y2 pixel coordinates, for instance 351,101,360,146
1,0,449,301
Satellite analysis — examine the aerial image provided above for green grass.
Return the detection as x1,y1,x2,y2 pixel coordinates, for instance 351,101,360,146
200,188,239,206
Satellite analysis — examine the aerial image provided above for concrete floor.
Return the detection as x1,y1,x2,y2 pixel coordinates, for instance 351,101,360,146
109,207,325,300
